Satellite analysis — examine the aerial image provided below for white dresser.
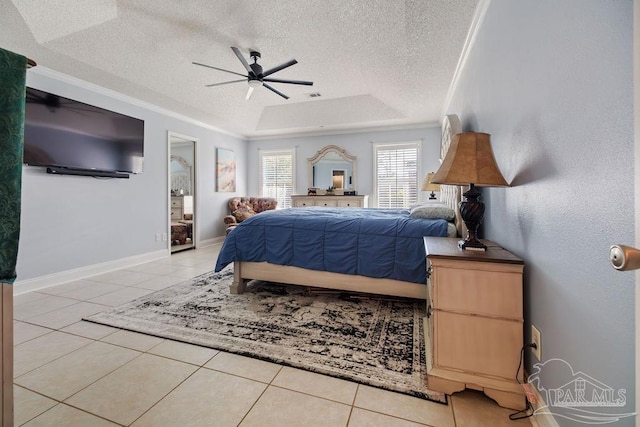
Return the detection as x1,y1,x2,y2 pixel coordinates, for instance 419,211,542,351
171,196,184,221
171,195,193,221
291,195,369,208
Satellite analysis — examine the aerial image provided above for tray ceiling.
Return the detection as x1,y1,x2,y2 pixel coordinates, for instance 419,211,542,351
2,0,478,138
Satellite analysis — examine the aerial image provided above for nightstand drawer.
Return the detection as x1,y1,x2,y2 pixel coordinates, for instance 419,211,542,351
171,198,183,208
433,311,522,380
431,261,523,320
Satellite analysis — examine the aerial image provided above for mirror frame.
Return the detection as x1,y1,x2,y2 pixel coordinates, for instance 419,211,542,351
170,154,192,195
308,145,357,190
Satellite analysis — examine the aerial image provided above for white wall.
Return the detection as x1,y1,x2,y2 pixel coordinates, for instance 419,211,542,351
16,69,247,284
446,0,635,423
247,126,442,205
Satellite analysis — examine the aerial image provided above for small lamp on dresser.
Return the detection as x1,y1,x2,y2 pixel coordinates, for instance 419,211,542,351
431,132,509,251
422,172,440,200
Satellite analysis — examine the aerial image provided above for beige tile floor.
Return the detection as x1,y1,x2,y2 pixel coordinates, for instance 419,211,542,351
13,244,533,426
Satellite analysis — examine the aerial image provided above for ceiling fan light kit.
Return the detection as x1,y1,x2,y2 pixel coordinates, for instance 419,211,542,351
194,47,313,100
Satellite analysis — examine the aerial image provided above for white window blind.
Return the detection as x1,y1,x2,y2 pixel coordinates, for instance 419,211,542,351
260,150,294,209
374,143,420,209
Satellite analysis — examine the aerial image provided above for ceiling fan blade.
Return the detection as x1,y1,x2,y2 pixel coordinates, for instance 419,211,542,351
263,83,289,100
205,79,246,87
192,62,246,78
262,59,298,78
245,86,255,100
262,77,313,86
231,47,253,74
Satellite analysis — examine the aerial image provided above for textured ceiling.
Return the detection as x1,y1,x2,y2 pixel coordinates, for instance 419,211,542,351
1,0,478,138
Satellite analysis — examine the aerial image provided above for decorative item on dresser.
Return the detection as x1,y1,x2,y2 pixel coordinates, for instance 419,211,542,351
291,194,368,208
431,132,509,251
424,236,525,410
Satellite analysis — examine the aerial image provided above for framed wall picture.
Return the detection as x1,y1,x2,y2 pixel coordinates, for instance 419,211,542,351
216,147,236,192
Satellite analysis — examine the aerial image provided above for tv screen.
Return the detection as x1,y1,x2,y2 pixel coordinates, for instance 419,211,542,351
23,87,145,174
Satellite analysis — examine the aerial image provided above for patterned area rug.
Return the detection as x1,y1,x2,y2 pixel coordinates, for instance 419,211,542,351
84,269,446,404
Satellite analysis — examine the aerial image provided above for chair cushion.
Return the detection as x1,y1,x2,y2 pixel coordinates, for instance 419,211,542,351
232,206,256,222
228,197,278,214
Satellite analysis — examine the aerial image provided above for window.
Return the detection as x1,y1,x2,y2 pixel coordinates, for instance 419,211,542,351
260,149,294,209
374,142,420,209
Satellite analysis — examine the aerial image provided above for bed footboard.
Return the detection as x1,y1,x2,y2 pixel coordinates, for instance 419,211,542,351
230,261,428,300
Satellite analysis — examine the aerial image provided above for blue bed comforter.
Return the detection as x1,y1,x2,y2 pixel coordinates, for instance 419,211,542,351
214,207,449,284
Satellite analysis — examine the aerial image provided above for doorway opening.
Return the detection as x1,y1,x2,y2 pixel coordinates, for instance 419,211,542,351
169,133,197,253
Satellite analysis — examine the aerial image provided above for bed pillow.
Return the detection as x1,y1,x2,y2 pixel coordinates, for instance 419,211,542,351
410,203,456,221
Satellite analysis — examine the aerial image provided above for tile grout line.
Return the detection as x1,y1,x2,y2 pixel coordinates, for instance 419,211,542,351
15,247,492,427
233,360,285,426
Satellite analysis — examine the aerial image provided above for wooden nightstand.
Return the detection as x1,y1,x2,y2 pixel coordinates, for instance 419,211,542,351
424,237,526,410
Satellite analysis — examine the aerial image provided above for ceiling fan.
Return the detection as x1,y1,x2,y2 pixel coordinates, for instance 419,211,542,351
193,47,313,100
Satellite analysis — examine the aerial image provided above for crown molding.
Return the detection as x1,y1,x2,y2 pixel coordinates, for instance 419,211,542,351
441,0,491,118
247,121,440,142
27,66,246,140
27,67,441,142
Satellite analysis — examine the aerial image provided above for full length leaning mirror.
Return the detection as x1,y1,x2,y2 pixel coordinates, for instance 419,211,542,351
308,145,357,190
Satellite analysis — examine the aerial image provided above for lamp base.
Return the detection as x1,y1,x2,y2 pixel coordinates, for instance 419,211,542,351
458,183,487,251
458,239,487,251
429,192,437,200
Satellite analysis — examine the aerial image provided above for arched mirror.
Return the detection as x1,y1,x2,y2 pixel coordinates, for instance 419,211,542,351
170,155,192,196
308,145,357,190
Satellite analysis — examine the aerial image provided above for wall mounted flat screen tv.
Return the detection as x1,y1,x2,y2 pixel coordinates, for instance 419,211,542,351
23,87,145,176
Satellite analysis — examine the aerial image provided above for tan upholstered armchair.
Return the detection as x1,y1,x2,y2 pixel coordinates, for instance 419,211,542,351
224,197,278,235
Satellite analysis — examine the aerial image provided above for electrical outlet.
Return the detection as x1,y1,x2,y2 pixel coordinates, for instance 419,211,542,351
531,325,542,360
155,233,161,242
162,233,167,241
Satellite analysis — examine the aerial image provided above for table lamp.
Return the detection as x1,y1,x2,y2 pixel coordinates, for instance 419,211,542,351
430,132,509,251
422,172,440,200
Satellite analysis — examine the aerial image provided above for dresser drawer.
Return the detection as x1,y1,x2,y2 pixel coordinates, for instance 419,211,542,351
292,199,313,207
171,197,183,208
171,207,183,220
314,200,338,207
291,195,368,208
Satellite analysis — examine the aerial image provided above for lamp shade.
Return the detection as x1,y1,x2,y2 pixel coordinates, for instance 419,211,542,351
422,172,440,191
431,132,509,187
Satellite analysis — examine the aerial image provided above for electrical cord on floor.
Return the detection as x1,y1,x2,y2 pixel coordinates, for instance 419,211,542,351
509,344,536,421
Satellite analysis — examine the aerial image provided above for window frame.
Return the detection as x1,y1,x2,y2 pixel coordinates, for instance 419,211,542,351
372,141,422,209
259,148,296,209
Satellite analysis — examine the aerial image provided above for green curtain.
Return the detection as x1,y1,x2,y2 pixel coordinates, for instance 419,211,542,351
0,48,27,284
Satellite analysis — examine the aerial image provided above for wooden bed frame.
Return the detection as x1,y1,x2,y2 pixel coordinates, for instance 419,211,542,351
230,261,430,298
230,183,464,298
230,116,465,299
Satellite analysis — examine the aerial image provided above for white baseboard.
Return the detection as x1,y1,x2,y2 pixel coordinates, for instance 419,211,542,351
13,249,169,295
199,236,225,247
526,375,560,427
